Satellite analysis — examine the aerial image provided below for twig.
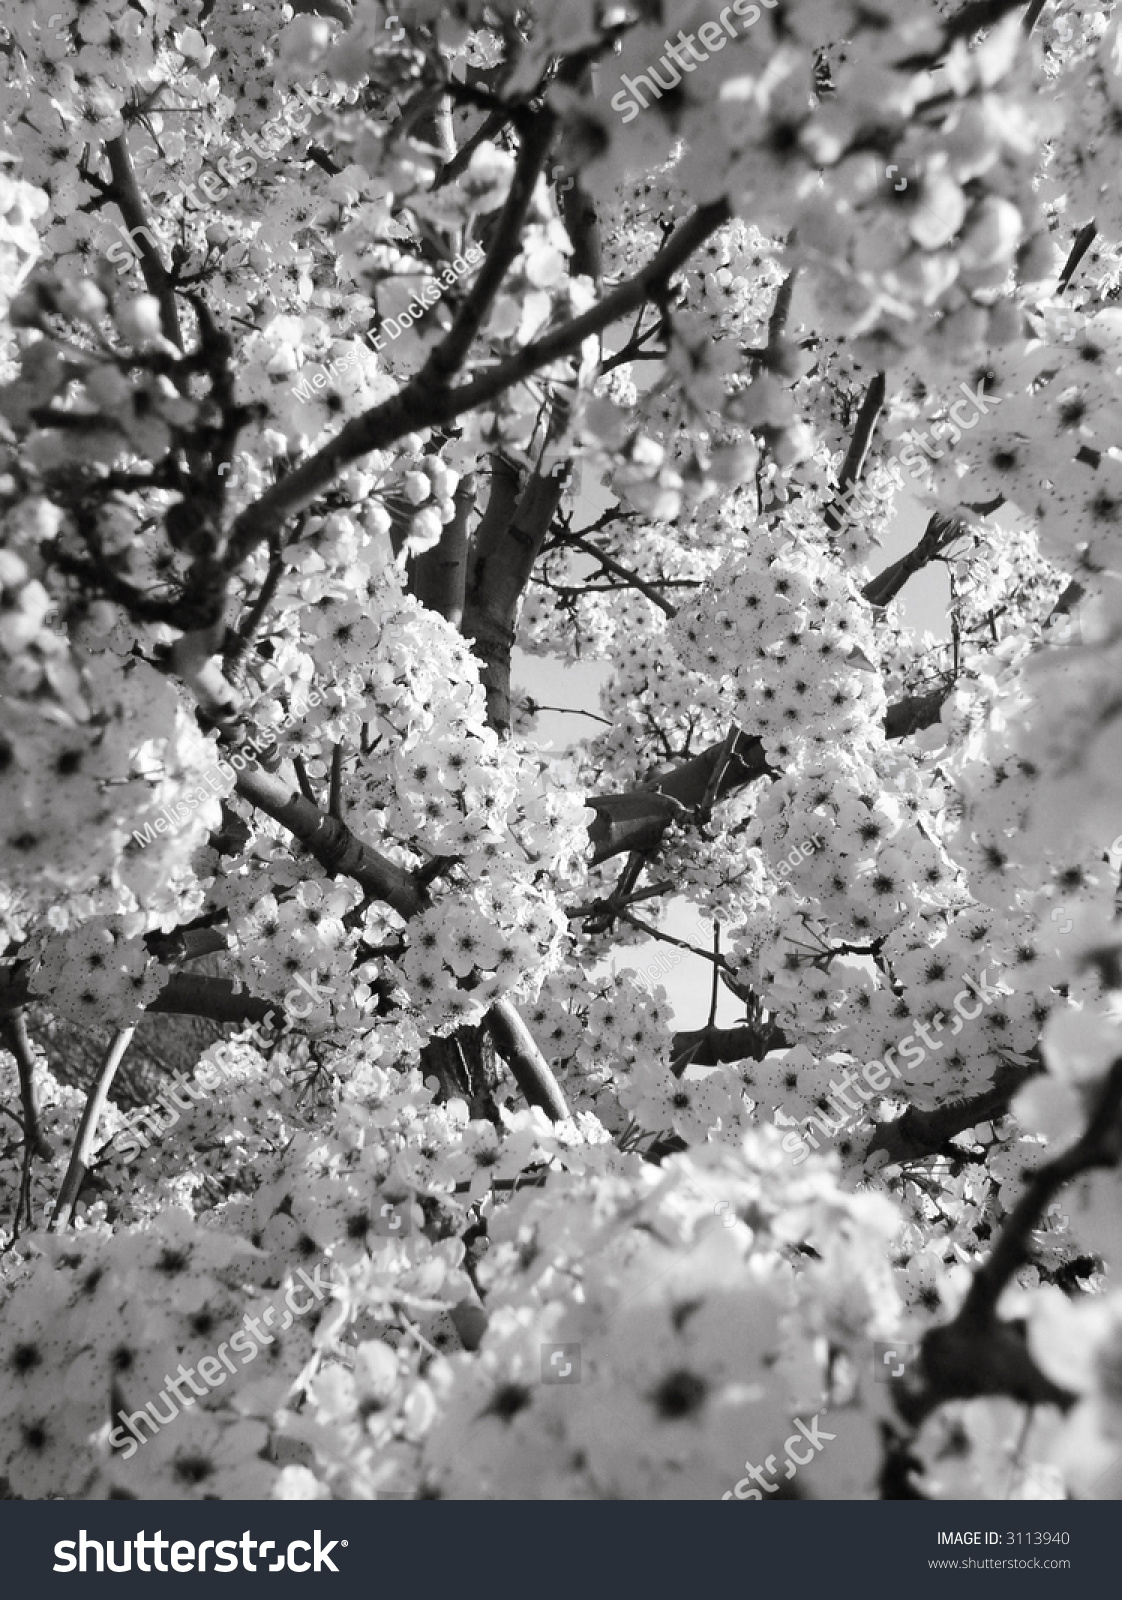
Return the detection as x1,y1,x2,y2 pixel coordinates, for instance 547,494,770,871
292,755,319,805
3,1012,54,1160
434,107,511,190
522,698,614,726
1057,220,1097,295
764,267,798,356
224,545,285,684
329,744,344,821
566,534,679,618
600,316,665,374
568,877,675,919
49,1026,136,1231
707,924,721,1029
617,909,731,969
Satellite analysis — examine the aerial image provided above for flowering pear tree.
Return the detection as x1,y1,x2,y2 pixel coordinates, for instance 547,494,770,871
2,0,1122,1502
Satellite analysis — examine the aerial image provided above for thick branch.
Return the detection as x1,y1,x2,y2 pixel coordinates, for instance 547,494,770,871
669,1021,790,1066
232,764,426,920
587,686,949,864
463,414,572,734
225,199,731,569
862,512,964,609
104,134,182,348
588,730,770,862
867,1061,1037,1165
408,475,475,624
146,974,280,1025
486,997,570,1121
824,374,886,532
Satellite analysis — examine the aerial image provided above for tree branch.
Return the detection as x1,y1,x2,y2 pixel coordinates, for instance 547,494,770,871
565,534,678,618
943,0,1037,40
862,512,964,608
962,1057,1122,1327
617,909,731,968
463,405,573,734
434,108,511,190
486,997,570,1121
408,474,475,625
824,373,886,532
867,1061,1038,1166
146,974,280,1025
669,1020,790,1067
1058,220,1097,296
897,1056,1122,1434
49,1026,136,1231
224,199,731,569
104,134,182,348
428,109,556,383
231,763,426,920
587,684,950,864
2,1012,54,1161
